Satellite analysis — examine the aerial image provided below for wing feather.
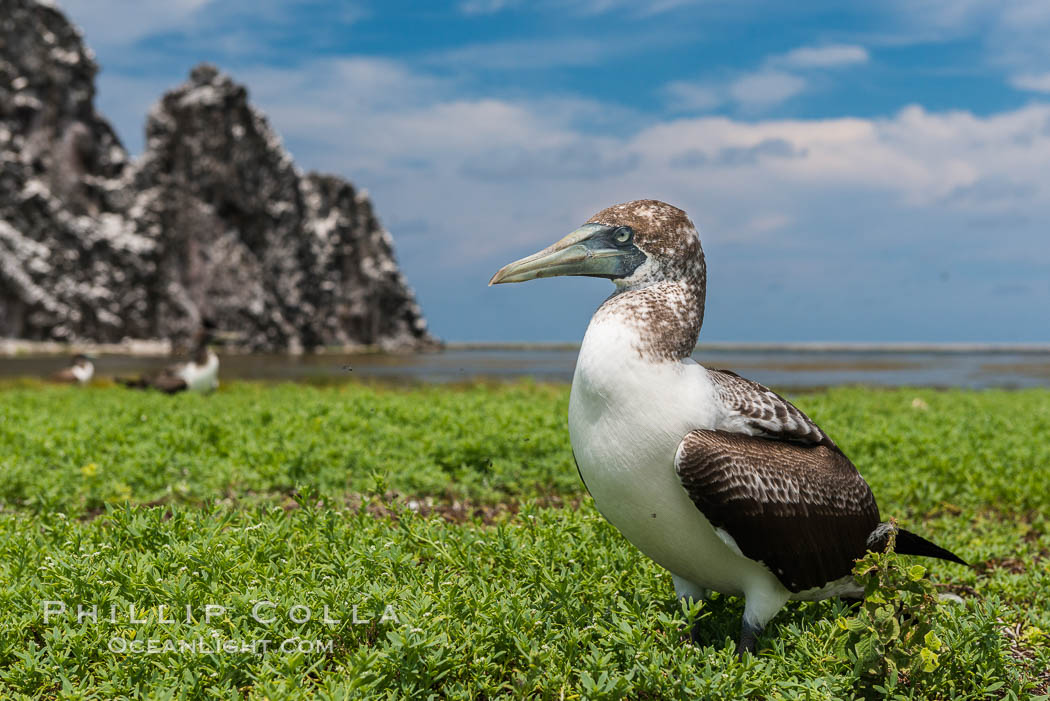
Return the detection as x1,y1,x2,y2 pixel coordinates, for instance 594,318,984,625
149,370,189,394
709,369,835,449
675,428,879,592
49,368,78,383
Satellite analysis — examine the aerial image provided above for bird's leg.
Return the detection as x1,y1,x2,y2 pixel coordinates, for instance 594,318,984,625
736,585,787,658
735,619,763,658
673,574,710,603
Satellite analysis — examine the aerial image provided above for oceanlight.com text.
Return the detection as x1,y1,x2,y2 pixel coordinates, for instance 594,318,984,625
107,635,336,656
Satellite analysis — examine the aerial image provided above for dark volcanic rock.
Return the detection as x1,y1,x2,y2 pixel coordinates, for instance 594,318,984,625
0,0,149,341
0,1,434,351
125,64,434,350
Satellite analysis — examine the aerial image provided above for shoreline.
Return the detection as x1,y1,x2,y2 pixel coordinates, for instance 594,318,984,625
442,341,1050,354
0,338,437,357
4,338,1050,357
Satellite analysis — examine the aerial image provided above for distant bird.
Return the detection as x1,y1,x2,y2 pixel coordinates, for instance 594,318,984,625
49,354,94,384
117,323,220,394
489,200,966,656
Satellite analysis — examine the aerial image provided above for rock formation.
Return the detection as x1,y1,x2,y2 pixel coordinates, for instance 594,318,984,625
0,0,435,351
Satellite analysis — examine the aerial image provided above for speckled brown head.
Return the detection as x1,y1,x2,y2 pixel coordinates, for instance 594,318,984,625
489,200,708,360
489,199,705,291
586,199,705,290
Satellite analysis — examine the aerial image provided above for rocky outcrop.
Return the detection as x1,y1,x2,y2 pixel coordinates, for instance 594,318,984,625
0,0,434,351
0,0,147,342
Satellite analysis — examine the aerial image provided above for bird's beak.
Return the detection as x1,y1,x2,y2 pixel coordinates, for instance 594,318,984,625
489,223,630,285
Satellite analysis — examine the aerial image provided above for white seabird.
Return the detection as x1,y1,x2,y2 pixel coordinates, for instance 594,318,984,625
118,322,220,394
489,199,965,655
50,354,94,384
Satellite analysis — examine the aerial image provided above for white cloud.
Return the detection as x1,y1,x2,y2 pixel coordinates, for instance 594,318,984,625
56,0,365,58
663,81,722,112
90,51,1050,340
1011,72,1050,93
458,0,699,16
779,44,870,69
458,0,517,15
887,0,994,33
56,0,213,48
243,58,449,118
95,54,1050,260
224,55,1050,265
741,212,793,239
427,37,609,70
575,0,700,14
729,71,807,110
884,0,1050,74
242,60,573,161
665,43,870,115
665,71,808,114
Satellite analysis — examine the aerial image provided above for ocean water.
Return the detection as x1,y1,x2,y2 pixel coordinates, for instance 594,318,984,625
4,346,1050,389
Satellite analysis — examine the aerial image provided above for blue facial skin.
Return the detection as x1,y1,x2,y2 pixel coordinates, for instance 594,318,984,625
579,224,647,280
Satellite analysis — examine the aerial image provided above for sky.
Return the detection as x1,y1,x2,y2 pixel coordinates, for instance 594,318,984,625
57,0,1050,343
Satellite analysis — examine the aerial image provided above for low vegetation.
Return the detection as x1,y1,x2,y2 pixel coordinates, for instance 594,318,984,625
1,382,1048,698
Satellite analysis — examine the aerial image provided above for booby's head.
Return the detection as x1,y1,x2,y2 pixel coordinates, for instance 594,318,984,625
71,353,93,368
190,317,243,361
489,199,705,290
193,317,240,346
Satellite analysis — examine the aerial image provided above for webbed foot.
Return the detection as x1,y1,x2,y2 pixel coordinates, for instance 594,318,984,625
735,619,762,659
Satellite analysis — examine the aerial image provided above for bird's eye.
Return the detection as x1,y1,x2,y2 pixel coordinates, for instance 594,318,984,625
614,227,633,244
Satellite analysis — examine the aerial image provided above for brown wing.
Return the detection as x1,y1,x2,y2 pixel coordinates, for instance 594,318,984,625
49,368,78,383
675,429,879,592
148,370,189,394
709,369,836,449
118,367,188,393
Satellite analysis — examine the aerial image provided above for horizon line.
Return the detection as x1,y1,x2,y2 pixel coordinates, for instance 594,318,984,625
445,341,1050,354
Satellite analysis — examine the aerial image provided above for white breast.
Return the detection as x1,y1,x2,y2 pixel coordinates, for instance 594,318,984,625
178,351,219,392
568,314,778,595
71,362,93,384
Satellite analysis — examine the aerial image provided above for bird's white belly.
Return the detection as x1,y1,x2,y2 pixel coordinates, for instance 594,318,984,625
568,320,777,596
179,352,219,392
72,364,93,383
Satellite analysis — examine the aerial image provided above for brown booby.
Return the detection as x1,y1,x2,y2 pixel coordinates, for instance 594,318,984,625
489,199,965,656
49,354,94,384
117,323,220,394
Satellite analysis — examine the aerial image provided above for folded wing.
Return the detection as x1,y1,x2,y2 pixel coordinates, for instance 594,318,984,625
709,369,836,449
675,429,879,592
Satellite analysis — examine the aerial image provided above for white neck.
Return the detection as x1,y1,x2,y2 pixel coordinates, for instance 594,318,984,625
569,312,718,465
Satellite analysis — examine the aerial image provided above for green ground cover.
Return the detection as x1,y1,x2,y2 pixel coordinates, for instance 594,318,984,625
0,382,1048,698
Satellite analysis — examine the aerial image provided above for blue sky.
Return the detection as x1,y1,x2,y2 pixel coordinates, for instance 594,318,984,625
58,0,1050,343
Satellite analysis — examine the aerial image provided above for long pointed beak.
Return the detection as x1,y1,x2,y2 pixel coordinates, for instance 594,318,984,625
489,223,627,285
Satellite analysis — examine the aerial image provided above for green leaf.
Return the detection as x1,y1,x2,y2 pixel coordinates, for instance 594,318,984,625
919,646,940,673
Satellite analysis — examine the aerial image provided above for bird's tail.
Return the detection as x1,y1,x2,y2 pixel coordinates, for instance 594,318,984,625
115,376,148,389
867,522,968,566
